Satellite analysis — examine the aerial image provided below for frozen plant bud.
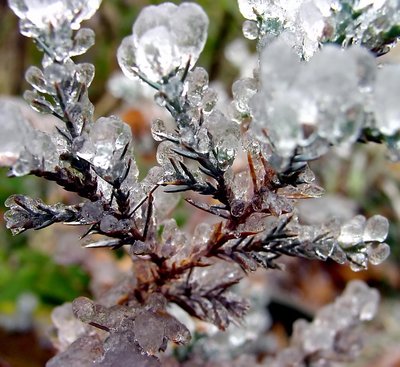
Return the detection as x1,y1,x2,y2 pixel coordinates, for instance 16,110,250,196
117,2,209,82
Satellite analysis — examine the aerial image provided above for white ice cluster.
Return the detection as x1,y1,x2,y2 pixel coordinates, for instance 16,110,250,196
8,0,101,35
266,280,379,367
248,39,400,165
338,214,390,271
238,0,400,59
117,2,209,83
239,0,335,59
8,0,100,62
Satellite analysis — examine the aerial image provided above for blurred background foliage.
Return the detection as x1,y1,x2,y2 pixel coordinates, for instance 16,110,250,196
1,0,400,366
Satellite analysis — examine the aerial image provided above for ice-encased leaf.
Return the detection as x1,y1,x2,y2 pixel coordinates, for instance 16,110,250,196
118,2,209,82
363,214,389,243
367,242,390,265
338,215,366,248
71,28,96,56
25,66,47,93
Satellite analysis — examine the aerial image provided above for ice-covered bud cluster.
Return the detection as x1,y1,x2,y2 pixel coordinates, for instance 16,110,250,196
25,61,95,124
267,280,379,366
238,0,336,58
247,39,400,166
8,0,100,61
238,0,400,59
332,0,400,55
250,41,372,163
117,2,209,83
8,0,101,33
338,214,390,271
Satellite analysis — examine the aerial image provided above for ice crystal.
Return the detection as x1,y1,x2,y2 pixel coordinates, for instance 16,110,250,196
250,40,389,166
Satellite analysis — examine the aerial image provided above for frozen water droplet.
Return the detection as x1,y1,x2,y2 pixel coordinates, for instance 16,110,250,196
363,215,389,243
242,20,259,40
151,119,167,141
72,28,95,56
348,252,368,272
330,244,347,264
231,199,246,217
186,67,209,107
156,141,181,166
23,90,54,114
25,66,47,93
315,239,335,260
232,78,258,114
75,63,95,87
201,88,217,113
343,280,380,321
195,127,211,154
368,242,390,265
